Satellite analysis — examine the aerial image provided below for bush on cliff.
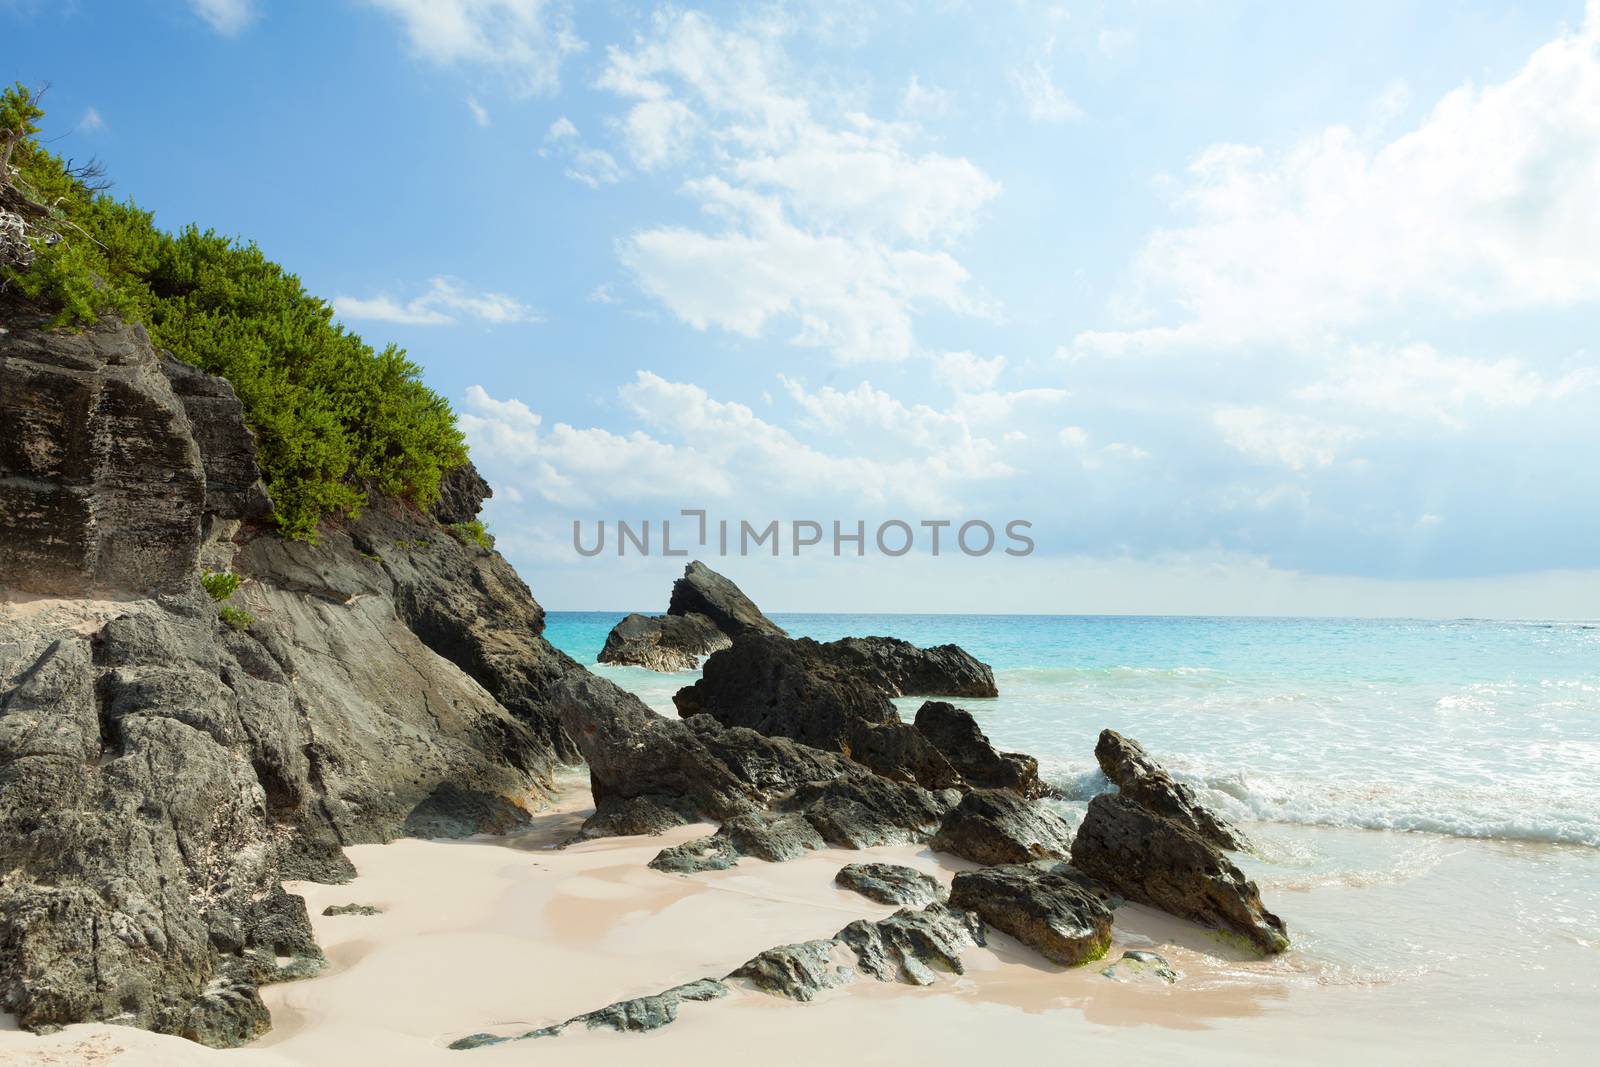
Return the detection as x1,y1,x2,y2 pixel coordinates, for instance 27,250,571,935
0,84,467,540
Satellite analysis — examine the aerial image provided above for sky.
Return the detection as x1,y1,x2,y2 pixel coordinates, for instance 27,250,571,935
5,0,1600,615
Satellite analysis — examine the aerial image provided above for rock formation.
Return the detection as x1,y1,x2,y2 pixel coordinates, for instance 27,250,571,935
929,788,1077,865
949,863,1113,966
0,312,586,1044
834,863,944,906
914,701,1045,797
1095,728,1248,851
596,560,783,671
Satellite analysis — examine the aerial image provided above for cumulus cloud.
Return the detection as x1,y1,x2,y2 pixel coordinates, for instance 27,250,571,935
1213,407,1364,471
364,0,584,95
189,0,255,36
333,277,541,326
598,8,999,362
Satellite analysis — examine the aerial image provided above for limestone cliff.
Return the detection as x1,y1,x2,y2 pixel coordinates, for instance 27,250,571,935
0,309,584,1043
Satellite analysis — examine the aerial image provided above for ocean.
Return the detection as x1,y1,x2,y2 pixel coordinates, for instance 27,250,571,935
546,612,1600,996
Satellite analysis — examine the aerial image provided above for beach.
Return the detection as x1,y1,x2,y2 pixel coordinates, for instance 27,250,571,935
1,766,1592,1066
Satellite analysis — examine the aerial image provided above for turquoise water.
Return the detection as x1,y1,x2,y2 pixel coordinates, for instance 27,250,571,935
546,613,1600,848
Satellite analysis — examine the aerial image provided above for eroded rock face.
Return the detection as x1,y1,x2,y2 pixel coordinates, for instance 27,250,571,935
0,312,208,594
949,863,1113,966
914,701,1044,797
598,612,730,672
929,788,1076,865
834,863,944,907
1096,728,1248,851
1070,793,1288,955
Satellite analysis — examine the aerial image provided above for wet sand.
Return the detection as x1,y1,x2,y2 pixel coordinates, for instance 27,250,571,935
0,777,1592,1066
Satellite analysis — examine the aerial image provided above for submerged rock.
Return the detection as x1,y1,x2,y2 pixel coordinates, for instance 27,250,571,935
1095,728,1248,851
929,788,1076,865
598,611,731,672
914,701,1045,797
1070,793,1288,955
949,863,1113,966
834,863,944,906
1100,950,1180,984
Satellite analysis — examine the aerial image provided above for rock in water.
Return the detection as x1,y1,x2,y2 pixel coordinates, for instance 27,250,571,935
914,701,1045,796
598,611,731,672
823,636,998,698
1095,728,1248,851
1100,950,1180,984
667,560,787,639
835,863,945,906
930,788,1076,865
1070,793,1289,954
949,863,1114,966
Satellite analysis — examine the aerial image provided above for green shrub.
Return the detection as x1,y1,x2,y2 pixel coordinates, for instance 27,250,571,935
200,571,241,601
448,519,494,550
218,605,255,631
1,84,468,540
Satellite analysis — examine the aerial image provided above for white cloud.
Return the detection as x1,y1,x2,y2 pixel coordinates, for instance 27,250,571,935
934,351,1004,393
1010,38,1081,123
1078,7,1600,352
541,117,623,187
333,276,541,326
1059,426,1089,448
76,107,104,133
466,96,491,127
598,8,998,363
900,75,950,119
1298,342,1596,426
1213,407,1363,471
189,0,255,36
364,0,583,95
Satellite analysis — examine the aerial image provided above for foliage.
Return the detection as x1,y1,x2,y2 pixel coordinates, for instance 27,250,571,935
218,605,256,632
449,519,494,550
0,84,468,540
201,571,242,601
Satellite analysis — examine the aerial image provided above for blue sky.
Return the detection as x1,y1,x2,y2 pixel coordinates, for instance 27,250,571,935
6,1,1600,614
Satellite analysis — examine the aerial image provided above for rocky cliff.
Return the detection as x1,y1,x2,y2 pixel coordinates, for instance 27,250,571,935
0,309,584,1043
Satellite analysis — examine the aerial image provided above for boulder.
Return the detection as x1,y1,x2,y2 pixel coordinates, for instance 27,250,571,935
949,863,1114,966
597,611,731,672
835,903,985,985
727,939,854,1001
649,811,825,874
1070,793,1288,954
824,636,998,698
929,788,1076,865
668,560,787,639
1095,728,1248,851
834,863,944,907
914,701,1044,796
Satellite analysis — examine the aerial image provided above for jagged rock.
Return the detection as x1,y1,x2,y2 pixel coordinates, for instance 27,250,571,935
1101,950,1180,984
914,701,1044,797
429,461,491,526
321,904,383,917
728,939,855,1001
598,612,731,672
555,672,956,847
930,789,1076,865
1095,728,1248,851
448,979,729,1048
834,863,944,906
949,863,1113,966
673,633,962,790
1070,793,1288,955
824,636,998,698
668,560,787,639
0,312,208,594
649,834,740,874
0,314,586,1044
835,903,985,985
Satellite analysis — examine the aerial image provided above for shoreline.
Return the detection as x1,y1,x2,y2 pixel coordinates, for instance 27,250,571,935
1,778,1590,1066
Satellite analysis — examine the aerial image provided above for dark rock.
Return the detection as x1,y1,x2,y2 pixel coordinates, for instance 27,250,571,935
1070,793,1288,955
667,560,787,639
793,774,956,848
949,863,1113,966
722,810,826,862
649,834,740,874
159,354,272,521
448,979,728,1048
1095,728,1248,851
835,903,984,985
429,461,491,525
823,636,998,698
727,939,854,1001
322,904,383,917
0,312,207,594
598,611,731,672
1100,950,1180,984
930,789,1076,865
914,701,1044,797
834,863,944,906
